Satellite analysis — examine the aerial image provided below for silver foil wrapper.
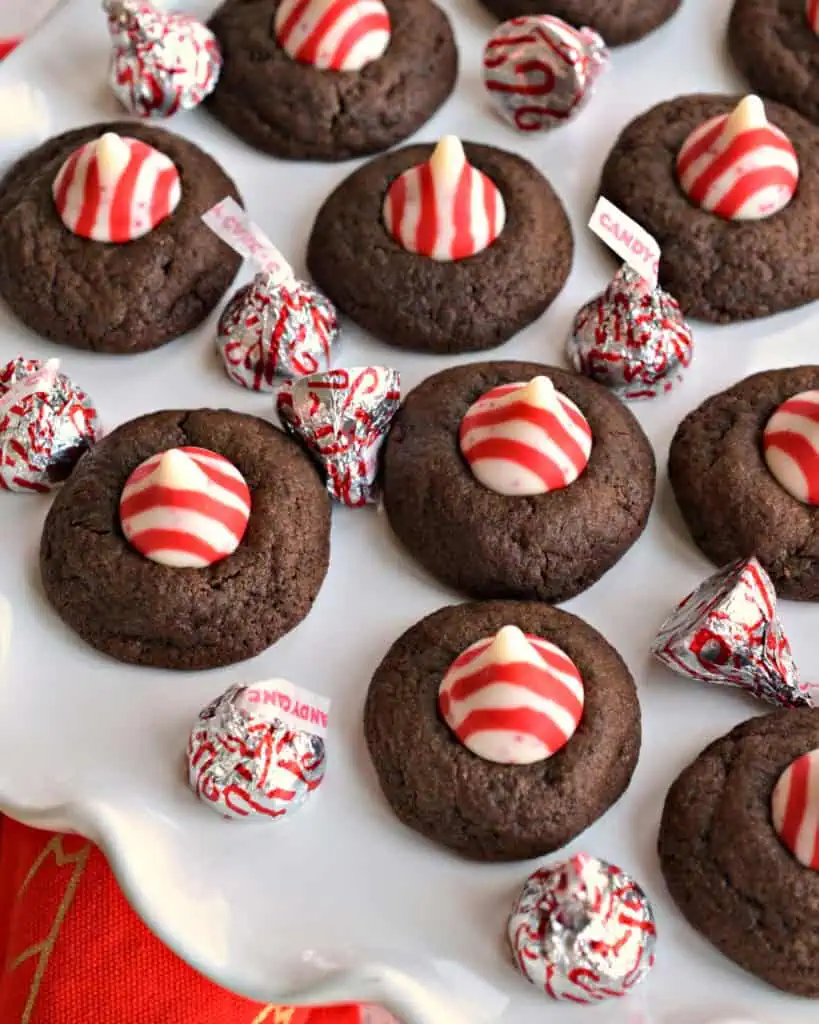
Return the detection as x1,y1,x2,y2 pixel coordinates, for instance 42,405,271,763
568,264,694,400
217,272,340,390
277,367,401,507
104,0,222,118
651,557,809,708
483,15,608,132
0,357,100,494
508,854,656,1003
187,683,326,821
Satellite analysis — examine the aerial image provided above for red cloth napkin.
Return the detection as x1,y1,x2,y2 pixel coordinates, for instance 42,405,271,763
0,816,359,1024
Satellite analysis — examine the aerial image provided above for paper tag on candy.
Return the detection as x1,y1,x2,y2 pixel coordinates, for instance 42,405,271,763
236,678,331,737
0,357,59,416
202,198,294,286
588,197,661,288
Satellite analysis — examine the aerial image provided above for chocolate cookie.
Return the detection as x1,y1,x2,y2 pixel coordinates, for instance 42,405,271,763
307,145,573,353
477,0,682,45
0,122,241,354
40,410,331,670
729,0,819,126
382,362,655,601
365,601,641,861
669,366,819,601
659,709,819,996
206,0,458,161
599,94,819,322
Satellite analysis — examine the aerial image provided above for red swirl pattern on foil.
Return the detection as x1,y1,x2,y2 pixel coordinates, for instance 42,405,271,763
482,15,606,132
763,390,819,505
438,626,584,765
459,377,592,496
119,447,251,568
676,96,798,221
772,749,819,870
52,134,180,243
382,137,506,261
274,0,391,71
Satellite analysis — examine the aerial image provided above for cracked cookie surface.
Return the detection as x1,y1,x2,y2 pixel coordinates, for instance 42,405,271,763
365,600,641,861
381,362,655,602
659,708,819,996
669,366,819,600
599,94,819,322
40,409,331,670
477,0,682,46
0,122,242,354
729,0,819,127
205,0,458,161
307,144,573,353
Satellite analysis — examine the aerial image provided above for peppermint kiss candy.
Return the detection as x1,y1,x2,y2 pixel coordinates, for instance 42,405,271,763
508,854,656,1003
483,15,608,133
277,367,401,506
119,447,251,568
104,0,222,118
568,264,693,400
53,132,181,243
274,0,391,71
187,682,327,821
763,390,819,505
772,749,819,869
0,357,100,494
438,625,584,765
676,95,799,221
651,558,808,708
217,272,340,390
383,136,506,261
459,376,592,496
809,0,819,34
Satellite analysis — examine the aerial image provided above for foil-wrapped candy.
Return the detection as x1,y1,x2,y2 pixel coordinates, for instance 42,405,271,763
483,15,608,133
651,557,810,708
508,854,656,1002
277,367,401,507
0,357,100,494
187,682,327,821
218,272,340,390
568,264,693,400
103,0,222,118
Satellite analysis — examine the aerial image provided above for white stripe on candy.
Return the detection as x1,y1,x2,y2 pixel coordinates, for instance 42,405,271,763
275,0,391,71
382,136,506,261
119,447,251,568
459,376,592,496
772,748,819,869
52,132,181,243
438,625,584,765
763,389,819,505
676,95,798,221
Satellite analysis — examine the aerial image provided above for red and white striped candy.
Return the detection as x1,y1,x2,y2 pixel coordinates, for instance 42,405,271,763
383,136,506,261
676,95,798,221
763,390,819,505
438,625,584,765
274,0,391,71
808,0,819,34
52,132,181,243
459,376,592,496
119,447,251,568
772,748,819,869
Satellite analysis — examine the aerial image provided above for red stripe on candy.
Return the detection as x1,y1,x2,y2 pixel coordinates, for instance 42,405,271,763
448,660,584,720
128,527,226,564
278,0,313,44
108,143,151,244
414,162,437,258
464,437,569,491
675,118,725,179
53,148,82,219
764,430,819,504
333,10,390,68
712,165,797,219
74,156,102,239
457,706,569,754
151,165,180,227
462,399,589,471
685,128,790,206
450,162,474,261
779,754,810,856
295,0,353,63
119,484,249,538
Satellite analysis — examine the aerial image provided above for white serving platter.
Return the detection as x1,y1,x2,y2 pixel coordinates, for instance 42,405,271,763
1,1,818,1021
